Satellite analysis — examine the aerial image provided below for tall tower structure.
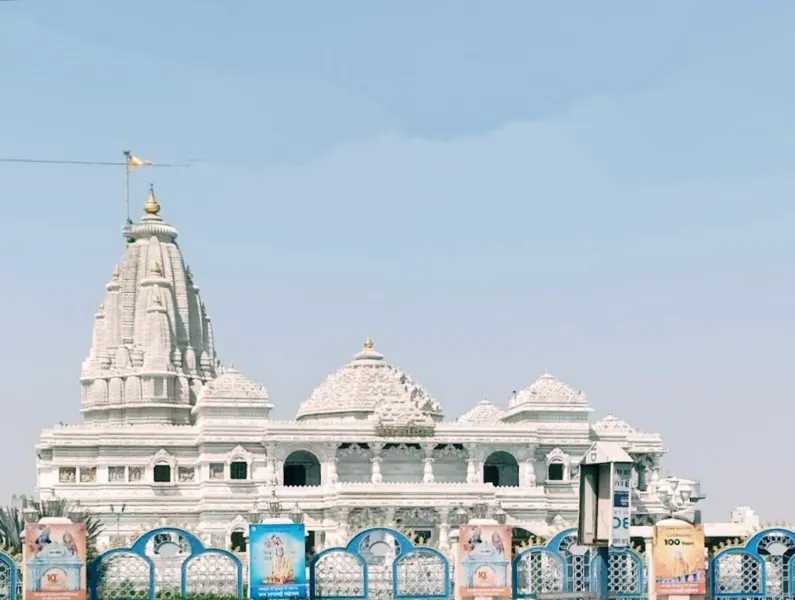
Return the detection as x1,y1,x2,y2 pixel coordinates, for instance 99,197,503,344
80,187,218,425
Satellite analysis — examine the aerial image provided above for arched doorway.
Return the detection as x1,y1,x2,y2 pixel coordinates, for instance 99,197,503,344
283,450,321,486
483,451,519,487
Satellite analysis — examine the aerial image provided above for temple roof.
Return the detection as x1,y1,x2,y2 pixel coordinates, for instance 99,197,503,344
296,338,443,422
591,413,635,436
199,366,270,403
457,398,505,424
510,371,587,407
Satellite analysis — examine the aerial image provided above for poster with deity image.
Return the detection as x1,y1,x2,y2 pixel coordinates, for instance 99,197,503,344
249,523,307,599
458,524,512,598
653,523,706,596
23,522,87,600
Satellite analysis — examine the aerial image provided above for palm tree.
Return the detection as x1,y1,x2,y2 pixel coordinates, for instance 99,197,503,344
0,498,103,560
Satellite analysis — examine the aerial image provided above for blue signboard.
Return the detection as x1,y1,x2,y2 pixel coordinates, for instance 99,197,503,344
249,523,307,599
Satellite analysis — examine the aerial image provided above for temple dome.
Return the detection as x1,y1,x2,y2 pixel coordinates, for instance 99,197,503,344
509,371,587,407
457,398,505,424
591,413,635,437
80,187,219,425
193,365,273,422
199,366,270,403
296,338,443,422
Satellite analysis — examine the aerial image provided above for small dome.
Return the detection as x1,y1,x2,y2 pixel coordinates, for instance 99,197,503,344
511,371,586,407
296,339,443,421
200,366,270,402
457,398,505,424
591,413,635,436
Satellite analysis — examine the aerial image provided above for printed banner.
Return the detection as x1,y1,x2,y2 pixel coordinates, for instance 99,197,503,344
612,464,632,547
23,522,87,600
249,523,307,599
653,523,706,596
458,524,512,598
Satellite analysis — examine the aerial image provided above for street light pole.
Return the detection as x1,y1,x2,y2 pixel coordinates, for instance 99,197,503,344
109,504,127,543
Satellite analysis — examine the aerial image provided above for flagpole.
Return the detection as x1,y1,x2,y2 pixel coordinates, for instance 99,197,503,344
123,150,131,224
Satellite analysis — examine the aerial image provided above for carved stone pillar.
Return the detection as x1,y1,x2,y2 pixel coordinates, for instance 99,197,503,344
337,508,350,546
649,454,661,492
422,444,435,483
634,455,649,491
371,446,383,483
385,507,396,527
438,508,451,552
466,444,478,483
523,459,537,487
327,456,338,485
263,443,278,486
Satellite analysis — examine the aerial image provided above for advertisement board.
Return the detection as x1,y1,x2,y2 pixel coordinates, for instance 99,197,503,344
249,523,307,599
457,524,512,598
23,522,87,600
653,523,706,596
611,464,632,547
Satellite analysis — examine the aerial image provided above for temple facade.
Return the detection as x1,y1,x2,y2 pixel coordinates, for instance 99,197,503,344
35,189,706,553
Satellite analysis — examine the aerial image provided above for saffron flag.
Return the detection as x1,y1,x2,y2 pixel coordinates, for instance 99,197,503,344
125,152,153,170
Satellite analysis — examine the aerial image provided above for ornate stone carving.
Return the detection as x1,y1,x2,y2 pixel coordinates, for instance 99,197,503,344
178,466,195,482
457,398,505,424
545,447,570,467
224,514,249,545
348,507,387,529
296,340,443,424
511,372,586,407
338,443,371,458
394,507,440,526
227,444,254,465
434,444,466,459
371,456,383,483
199,366,270,403
59,467,76,483
592,413,636,436
149,448,176,469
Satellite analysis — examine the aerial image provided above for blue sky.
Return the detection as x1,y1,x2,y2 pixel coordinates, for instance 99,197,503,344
1,1,794,520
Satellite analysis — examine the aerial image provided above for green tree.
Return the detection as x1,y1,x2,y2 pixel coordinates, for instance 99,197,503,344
0,498,103,560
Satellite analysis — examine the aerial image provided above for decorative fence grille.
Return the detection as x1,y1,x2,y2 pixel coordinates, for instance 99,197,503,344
4,525,794,599
89,527,243,600
310,527,451,600
513,529,646,600
711,527,795,600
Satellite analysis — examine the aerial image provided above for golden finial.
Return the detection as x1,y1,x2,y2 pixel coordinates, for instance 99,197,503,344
112,265,120,281
364,337,374,349
143,184,161,216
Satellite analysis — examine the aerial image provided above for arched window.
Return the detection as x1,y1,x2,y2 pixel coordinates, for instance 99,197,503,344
548,463,564,481
230,531,246,552
545,447,570,482
483,451,520,487
227,445,253,481
150,448,176,484
230,461,248,480
153,464,171,482
283,450,322,486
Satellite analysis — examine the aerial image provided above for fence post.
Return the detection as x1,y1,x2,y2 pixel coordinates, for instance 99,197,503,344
593,545,610,600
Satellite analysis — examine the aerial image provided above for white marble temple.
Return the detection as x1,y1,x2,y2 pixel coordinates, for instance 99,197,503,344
35,189,704,553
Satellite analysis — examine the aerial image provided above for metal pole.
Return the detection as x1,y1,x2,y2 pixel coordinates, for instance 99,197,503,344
123,151,131,224
593,545,610,600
